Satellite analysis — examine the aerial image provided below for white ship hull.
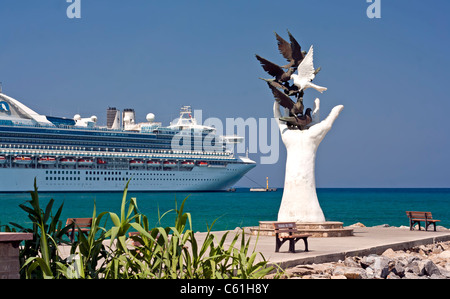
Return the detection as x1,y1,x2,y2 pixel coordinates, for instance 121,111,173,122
0,162,255,192
0,93,257,192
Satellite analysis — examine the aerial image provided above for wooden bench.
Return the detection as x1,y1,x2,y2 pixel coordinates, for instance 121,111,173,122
128,231,162,247
66,218,92,242
128,231,144,247
406,211,440,231
273,222,311,253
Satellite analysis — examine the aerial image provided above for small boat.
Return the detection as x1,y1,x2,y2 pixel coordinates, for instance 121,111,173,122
197,161,208,167
14,156,32,164
250,177,277,192
60,158,77,166
13,156,32,165
130,160,145,166
97,158,107,165
163,161,177,168
78,159,94,166
0,156,6,164
181,161,195,168
147,160,161,167
38,157,56,165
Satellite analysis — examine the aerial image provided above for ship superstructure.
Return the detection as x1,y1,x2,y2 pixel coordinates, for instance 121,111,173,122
0,92,255,192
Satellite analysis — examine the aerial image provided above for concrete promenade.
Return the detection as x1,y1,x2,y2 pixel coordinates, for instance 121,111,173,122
201,226,450,269
57,226,450,271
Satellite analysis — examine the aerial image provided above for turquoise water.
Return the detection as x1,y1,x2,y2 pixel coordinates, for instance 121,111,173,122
1,188,449,232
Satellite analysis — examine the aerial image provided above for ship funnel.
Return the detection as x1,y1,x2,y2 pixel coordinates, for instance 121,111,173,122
107,107,121,129
122,108,135,130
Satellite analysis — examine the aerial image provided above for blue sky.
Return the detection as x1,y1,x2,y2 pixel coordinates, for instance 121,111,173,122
0,0,449,188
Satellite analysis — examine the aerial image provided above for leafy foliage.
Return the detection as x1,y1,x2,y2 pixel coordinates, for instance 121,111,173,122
3,180,278,279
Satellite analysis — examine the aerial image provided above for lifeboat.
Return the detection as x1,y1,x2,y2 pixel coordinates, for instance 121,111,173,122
163,161,177,168
147,160,161,167
78,159,94,166
60,158,77,166
0,156,6,164
181,161,195,168
130,160,145,166
97,158,107,165
38,157,56,165
197,161,208,167
13,156,32,165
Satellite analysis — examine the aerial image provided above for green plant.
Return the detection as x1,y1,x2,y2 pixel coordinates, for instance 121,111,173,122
11,180,278,279
9,179,72,278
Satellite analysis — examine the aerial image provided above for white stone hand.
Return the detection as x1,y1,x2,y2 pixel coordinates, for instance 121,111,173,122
273,100,344,222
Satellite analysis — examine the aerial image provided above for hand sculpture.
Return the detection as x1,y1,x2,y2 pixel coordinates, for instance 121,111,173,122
274,99,344,222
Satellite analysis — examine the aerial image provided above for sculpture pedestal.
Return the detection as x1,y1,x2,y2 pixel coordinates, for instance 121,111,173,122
250,221,353,238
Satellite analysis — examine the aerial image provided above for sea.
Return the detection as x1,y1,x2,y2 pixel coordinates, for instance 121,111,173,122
1,188,449,232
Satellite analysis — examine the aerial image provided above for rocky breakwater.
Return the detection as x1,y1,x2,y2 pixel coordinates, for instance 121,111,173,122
279,224,450,279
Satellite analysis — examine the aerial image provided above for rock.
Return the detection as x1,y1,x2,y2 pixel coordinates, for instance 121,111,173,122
372,256,391,279
311,263,336,275
344,257,360,268
444,262,450,271
382,248,397,259
310,273,331,279
349,222,365,227
387,272,401,279
437,226,449,231
281,240,450,280
365,267,374,279
392,262,405,277
439,267,450,278
382,248,412,261
420,260,440,276
438,250,450,260
373,224,390,228
403,272,425,279
406,260,421,275
360,254,378,269
331,275,347,279
333,266,368,279
288,265,315,276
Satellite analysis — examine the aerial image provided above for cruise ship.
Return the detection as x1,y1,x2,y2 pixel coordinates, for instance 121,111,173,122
0,90,256,192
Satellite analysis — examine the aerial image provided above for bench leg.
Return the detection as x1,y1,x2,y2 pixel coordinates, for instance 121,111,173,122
289,239,295,253
69,228,75,242
303,238,309,252
426,222,437,232
275,238,282,252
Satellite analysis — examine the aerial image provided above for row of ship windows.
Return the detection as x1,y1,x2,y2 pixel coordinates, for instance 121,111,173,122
45,170,179,176
45,177,219,181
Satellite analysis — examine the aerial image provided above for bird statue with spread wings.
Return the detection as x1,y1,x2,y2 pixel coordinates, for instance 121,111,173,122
256,31,326,130
255,31,344,223
290,45,327,93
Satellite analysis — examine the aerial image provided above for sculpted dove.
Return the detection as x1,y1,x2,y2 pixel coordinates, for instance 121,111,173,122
290,45,327,93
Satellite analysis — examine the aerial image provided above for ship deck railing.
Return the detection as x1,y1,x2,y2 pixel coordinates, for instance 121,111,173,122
0,149,237,161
